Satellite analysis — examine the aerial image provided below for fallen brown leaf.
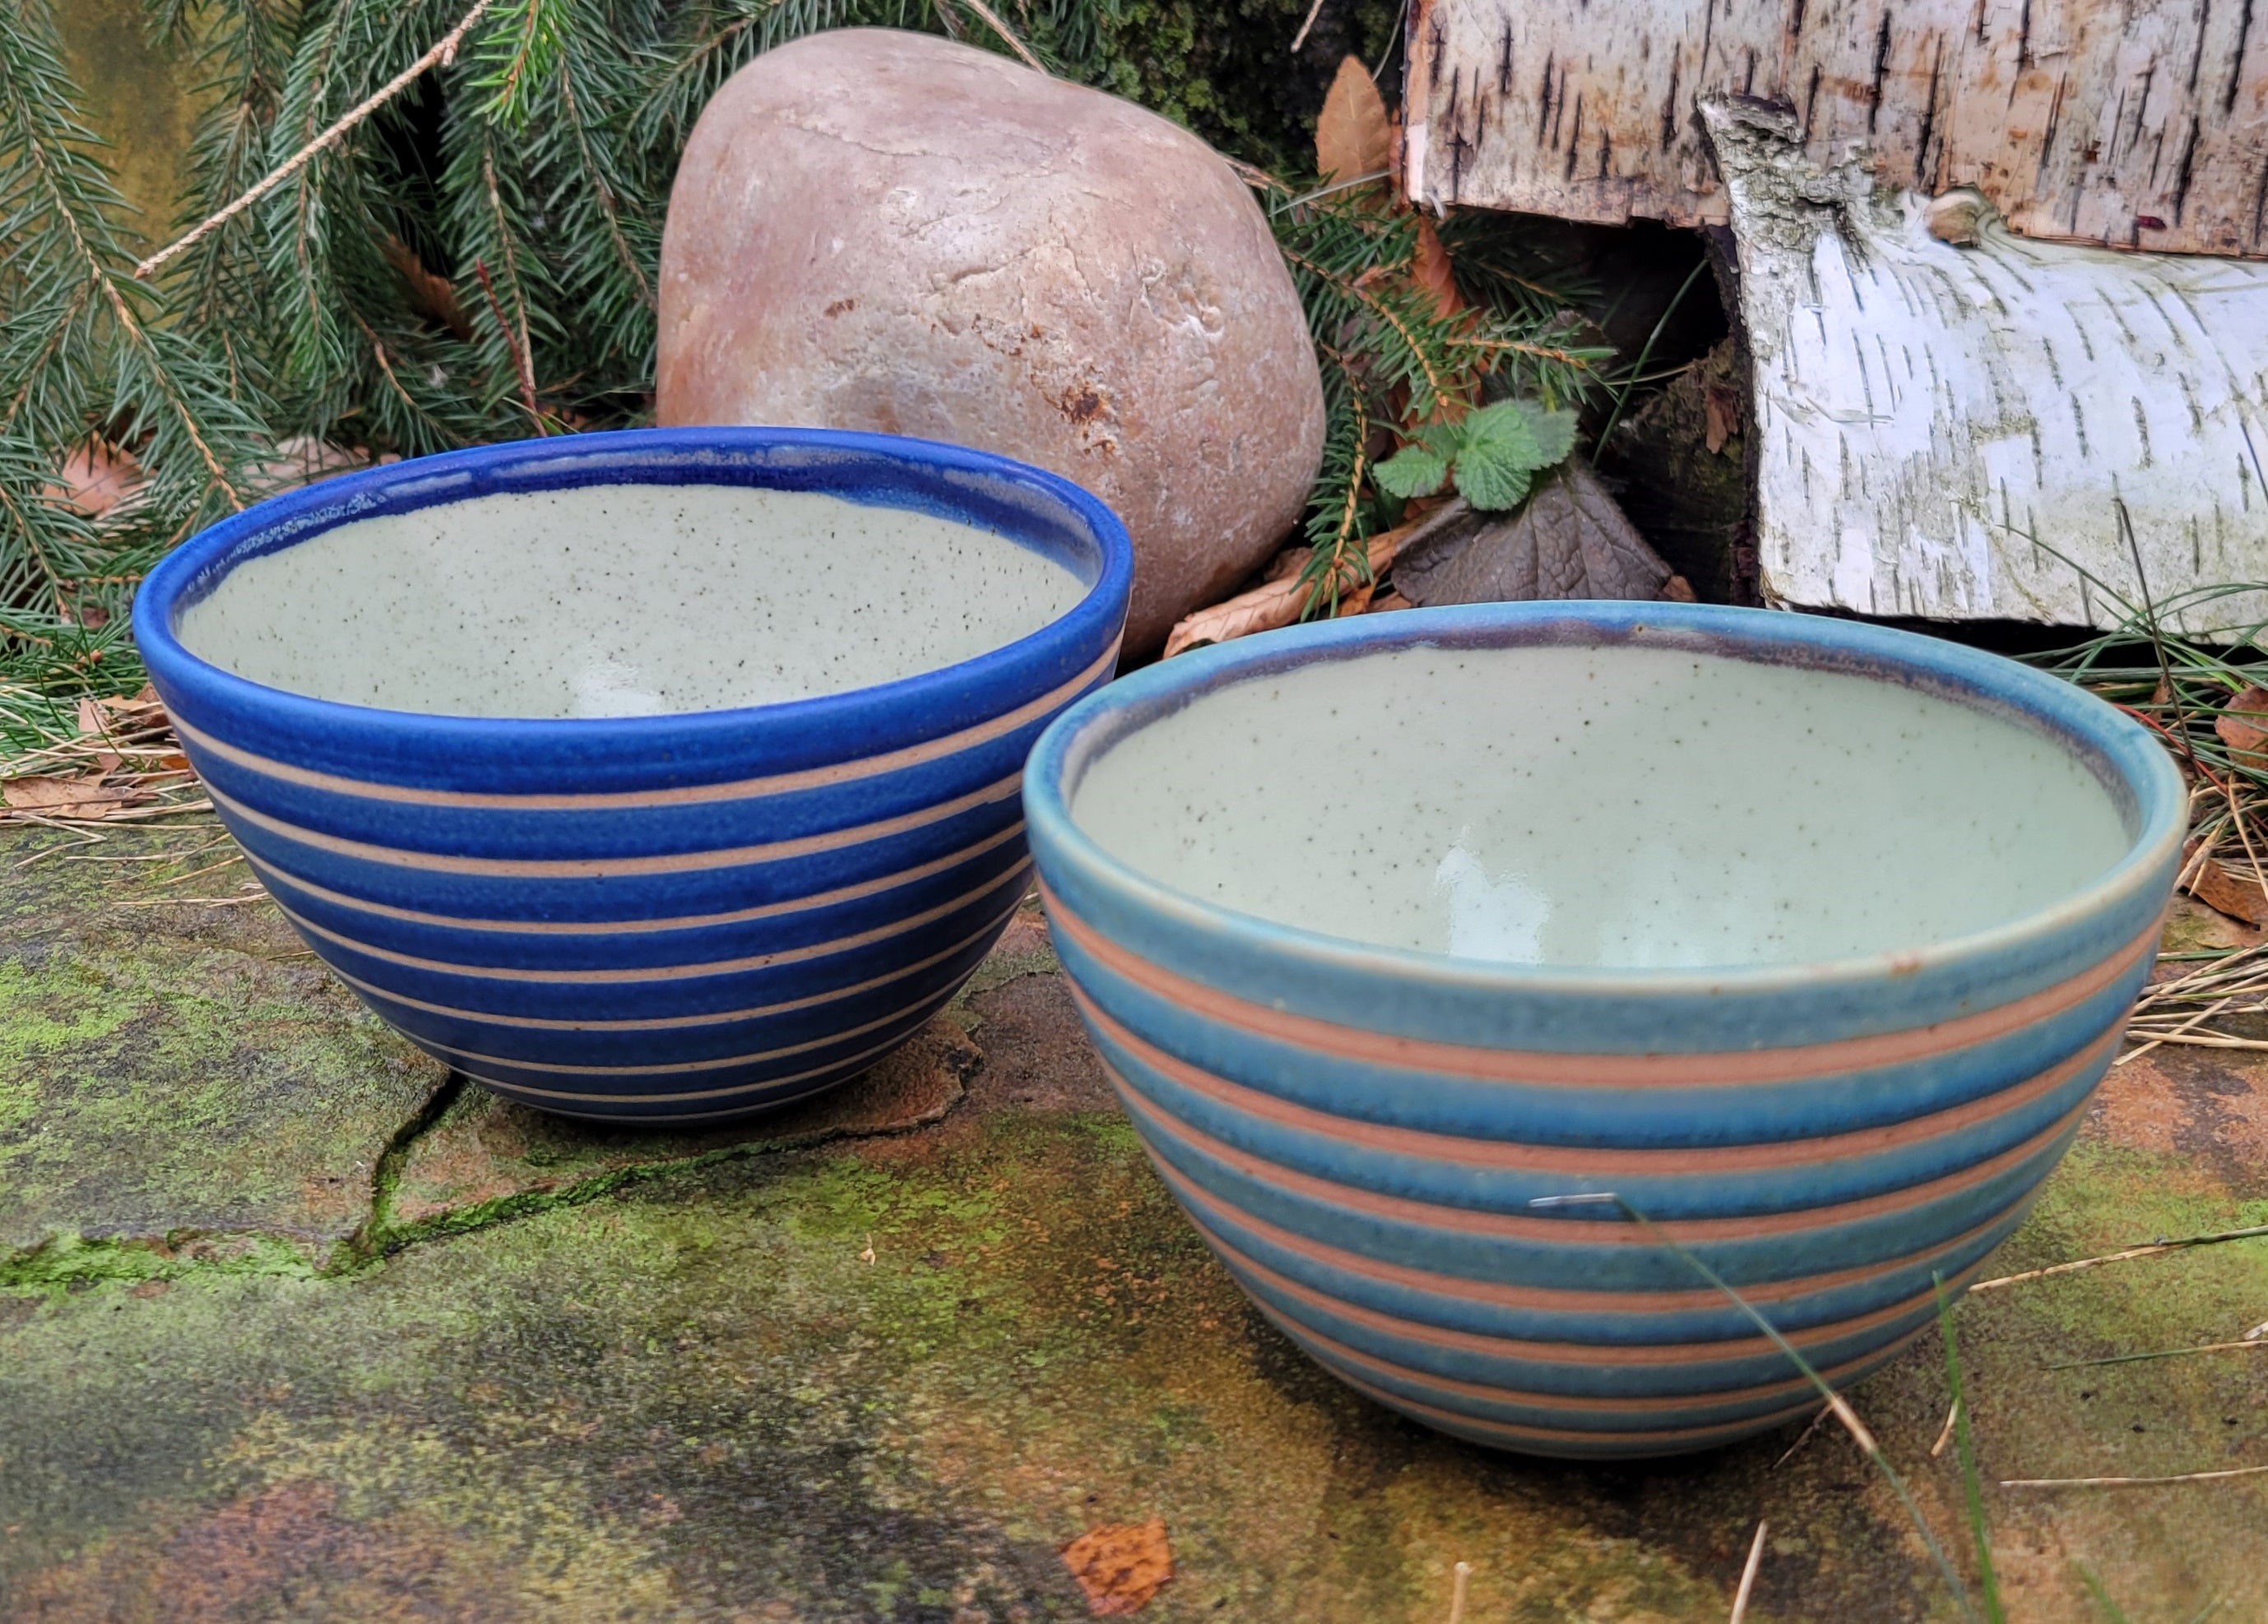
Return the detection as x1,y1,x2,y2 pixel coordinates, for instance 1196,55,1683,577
383,233,472,340
2187,855,2268,926
1411,216,1463,320
1060,1518,1171,1617
2,776,136,819
1314,56,1393,186
2217,686,2268,772
51,439,141,517
1393,465,1679,607
1163,520,1418,657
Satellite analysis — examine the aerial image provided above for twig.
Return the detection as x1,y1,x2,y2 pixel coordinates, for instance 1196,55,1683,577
135,0,499,281
1728,1521,1768,1624
2002,1464,2268,1490
1968,1224,2268,1293
954,0,1045,72
1771,1404,1831,1469
2118,1032,2268,1051
2046,1339,2268,1371
1290,0,1328,54
1930,1399,1960,1459
1446,1561,1470,1624
472,258,539,420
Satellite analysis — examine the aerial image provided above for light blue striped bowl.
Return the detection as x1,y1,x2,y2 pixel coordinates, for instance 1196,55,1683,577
1024,602,2183,1458
135,428,1131,1124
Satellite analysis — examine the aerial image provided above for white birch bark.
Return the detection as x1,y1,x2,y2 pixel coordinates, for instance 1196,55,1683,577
1705,98,2268,633
1408,0,2268,260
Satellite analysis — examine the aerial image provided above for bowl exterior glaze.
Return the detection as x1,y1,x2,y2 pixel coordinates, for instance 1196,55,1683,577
136,429,1131,1123
1023,602,2184,1459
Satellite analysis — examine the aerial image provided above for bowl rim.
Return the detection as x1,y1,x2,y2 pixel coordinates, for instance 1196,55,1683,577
1023,599,2187,996
132,425,1134,748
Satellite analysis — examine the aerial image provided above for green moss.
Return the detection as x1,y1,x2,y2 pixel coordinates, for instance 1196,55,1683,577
1092,0,1407,173
0,1229,320,1295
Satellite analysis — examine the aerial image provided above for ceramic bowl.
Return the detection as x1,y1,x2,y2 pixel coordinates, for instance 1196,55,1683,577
1024,601,2182,1458
135,428,1131,1123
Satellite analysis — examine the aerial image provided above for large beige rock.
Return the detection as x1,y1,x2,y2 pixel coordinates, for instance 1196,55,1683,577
656,29,1326,657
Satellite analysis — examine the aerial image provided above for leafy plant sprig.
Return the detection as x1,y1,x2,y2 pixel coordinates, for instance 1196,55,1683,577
1373,397,1577,511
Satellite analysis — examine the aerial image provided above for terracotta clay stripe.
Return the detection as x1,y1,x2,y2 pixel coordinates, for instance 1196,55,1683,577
1045,886,2154,1087
1111,1064,2091,1243
271,861,1030,984
243,819,1027,935
425,979,957,1077
1231,1272,1896,1412
1183,1191,1992,1368
1320,1349,1831,1451
208,769,1023,879
1150,1148,2020,1319
454,1018,922,1105
1075,981,2119,1174
322,900,1024,1032
172,641,1118,811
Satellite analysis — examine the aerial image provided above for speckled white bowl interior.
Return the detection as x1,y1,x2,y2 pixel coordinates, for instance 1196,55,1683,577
1070,640,2131,969
177,483,1086,717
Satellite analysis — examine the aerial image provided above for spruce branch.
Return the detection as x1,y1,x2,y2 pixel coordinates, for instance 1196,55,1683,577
0,1,273,703
135,0,500,282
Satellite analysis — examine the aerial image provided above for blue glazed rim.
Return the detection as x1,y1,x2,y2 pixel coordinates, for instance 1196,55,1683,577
1024,599,2187,1003
133,426,1135,793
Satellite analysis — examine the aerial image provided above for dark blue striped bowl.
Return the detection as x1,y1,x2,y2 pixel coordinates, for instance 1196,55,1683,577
1024,602,2183,1459
136,428,1131,1124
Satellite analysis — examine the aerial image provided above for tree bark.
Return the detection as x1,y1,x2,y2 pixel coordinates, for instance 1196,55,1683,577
1704,97,2268,633
1407,0,2268,259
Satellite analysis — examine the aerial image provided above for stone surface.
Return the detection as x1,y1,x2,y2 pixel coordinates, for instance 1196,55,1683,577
656,28,1326,659
5,838,2267,1620
389,1017,981,1232
0,827,448,1273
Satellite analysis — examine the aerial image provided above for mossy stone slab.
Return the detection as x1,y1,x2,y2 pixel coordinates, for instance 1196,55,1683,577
4,842,2266,1619
386,1017,981,1237
0,828,448,1269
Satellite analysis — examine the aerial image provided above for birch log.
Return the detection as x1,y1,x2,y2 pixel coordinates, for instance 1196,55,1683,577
1706,98,2268,632
1407,0,2268,259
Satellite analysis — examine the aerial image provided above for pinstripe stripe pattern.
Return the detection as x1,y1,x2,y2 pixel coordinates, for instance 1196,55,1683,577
137,429,1131,1122
1022,602,2186,1459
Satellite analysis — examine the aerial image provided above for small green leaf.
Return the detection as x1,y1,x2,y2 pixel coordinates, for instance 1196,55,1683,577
1457,400,1541,463
1410,420,1465,456
1375,445,1450,499
1518,401,1579,468
1449,443,1535,510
